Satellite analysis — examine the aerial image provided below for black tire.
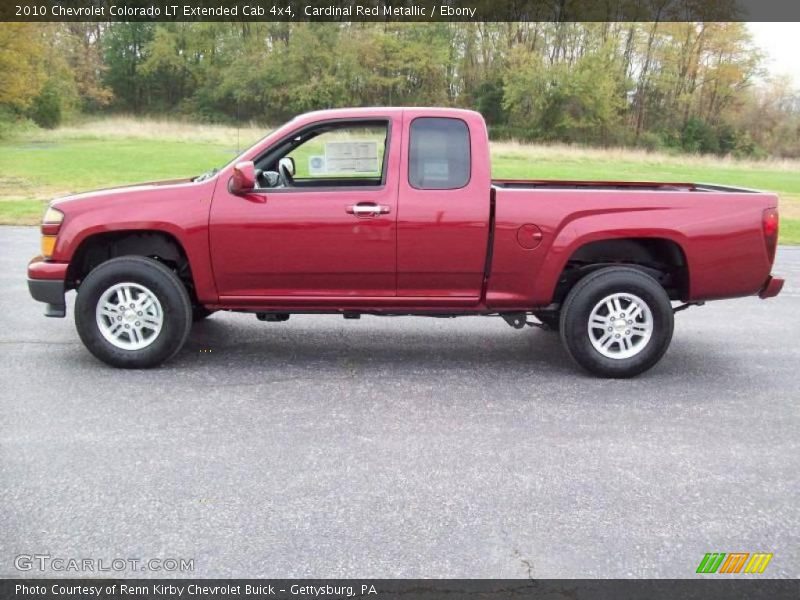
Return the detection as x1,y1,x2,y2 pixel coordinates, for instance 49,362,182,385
75,256,192,368
559,266,673,378
533,311,560,332
192,306,216,322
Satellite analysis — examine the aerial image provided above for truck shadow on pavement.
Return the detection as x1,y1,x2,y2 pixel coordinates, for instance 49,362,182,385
167,316,727,380
181,318,574,372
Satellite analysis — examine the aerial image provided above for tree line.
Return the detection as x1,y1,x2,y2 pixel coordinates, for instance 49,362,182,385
2,21,799,157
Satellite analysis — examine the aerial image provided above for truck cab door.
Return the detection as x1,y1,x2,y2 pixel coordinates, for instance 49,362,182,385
396,111,492,300
209,117,399,302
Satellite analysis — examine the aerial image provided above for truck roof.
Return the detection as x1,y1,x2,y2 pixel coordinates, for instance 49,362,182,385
295,106,483,120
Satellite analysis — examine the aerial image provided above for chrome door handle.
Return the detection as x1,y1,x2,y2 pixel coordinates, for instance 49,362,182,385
346,203,391,216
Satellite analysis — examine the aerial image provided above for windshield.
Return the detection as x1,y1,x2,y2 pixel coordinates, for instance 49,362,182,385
191,117,299,183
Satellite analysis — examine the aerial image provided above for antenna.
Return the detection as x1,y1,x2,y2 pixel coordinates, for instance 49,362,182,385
236,96,240,154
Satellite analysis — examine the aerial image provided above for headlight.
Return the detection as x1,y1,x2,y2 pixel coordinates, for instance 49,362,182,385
43,206,64,225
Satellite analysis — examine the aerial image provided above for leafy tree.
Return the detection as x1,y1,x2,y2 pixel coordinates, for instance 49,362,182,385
102,23,154,112
4,20,797,157
681,117,719,154
61,23,113,110
473,80,506,125
0,24,48,110
29,80,63,128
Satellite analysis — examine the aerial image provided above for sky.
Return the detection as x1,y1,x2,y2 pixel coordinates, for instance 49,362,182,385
747,22,800,84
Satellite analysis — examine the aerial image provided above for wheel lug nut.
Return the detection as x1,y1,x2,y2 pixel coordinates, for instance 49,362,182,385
620,313,625,318
117,316,122,321
137,311,143,316
627,320,632,325
607,327,613,332
615,334,621,338
135,321,140,326
625,330,631,335
610,317,615,321
130,303,135,308
124,324,130,329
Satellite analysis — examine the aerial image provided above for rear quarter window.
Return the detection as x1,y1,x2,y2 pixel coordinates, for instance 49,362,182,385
408,118,471,190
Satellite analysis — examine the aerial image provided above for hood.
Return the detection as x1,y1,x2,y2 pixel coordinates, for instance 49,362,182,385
51,177,195,207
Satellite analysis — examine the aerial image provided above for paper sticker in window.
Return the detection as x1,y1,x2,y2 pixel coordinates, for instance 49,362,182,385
324,141,379,174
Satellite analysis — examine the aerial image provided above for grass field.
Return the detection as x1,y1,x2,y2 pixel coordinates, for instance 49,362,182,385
2,116,799,243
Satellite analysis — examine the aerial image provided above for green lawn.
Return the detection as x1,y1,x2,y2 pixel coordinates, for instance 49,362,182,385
780,218,800,245
493,155,800,201
0,139,235,200
2,134,798,243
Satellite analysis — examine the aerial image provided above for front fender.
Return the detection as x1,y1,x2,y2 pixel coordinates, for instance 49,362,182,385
47,179,218,302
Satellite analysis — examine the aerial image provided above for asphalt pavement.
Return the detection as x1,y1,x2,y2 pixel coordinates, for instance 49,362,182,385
1,226,798,578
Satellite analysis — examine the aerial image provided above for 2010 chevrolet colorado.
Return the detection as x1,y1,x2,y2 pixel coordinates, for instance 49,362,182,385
27,107,784,377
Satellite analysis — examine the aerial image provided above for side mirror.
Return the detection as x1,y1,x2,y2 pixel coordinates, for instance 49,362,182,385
229,161,256,195
279,156,295,177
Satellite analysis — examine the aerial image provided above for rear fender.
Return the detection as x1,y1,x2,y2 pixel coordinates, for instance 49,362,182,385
532,217,691,306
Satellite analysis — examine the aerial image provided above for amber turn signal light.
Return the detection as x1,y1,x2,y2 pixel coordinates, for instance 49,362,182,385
41,235,57,258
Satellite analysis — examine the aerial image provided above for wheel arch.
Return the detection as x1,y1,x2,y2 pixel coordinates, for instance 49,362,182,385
548,234,690,305
66,229,198,300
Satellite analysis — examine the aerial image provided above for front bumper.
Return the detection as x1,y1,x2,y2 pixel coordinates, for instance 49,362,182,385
759,275,784,299
28,257,69,317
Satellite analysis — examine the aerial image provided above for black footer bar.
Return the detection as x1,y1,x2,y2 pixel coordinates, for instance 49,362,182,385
2,579,800,600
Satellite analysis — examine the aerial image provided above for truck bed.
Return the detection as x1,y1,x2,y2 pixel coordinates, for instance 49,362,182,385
492,179,760,193
488,178,777,309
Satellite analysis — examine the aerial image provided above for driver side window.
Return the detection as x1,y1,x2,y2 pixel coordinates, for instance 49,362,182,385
261,121,389,189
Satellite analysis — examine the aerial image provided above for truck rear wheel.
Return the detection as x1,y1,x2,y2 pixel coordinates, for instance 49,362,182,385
192,306,216,322
75,256,192,368
559,267,673,378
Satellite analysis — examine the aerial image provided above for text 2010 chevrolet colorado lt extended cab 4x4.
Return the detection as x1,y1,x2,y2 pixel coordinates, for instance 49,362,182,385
28,108,784,377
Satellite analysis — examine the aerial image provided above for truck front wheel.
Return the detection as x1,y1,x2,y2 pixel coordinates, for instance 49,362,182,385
533,311,560,332
75,256,192,368
559,267,674,378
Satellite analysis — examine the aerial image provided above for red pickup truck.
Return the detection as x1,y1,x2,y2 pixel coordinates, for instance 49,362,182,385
28,107,783,377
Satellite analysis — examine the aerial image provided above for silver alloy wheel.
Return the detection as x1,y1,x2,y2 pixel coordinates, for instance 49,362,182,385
587,292,653,360
95,282,164,350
